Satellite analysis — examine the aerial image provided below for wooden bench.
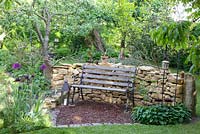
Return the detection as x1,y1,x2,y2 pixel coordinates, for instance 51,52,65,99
68,64,136,111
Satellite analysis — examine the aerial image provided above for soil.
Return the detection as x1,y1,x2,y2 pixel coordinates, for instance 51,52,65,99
56,101,132,125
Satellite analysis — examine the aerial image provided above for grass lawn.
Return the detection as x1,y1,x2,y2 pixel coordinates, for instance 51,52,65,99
21,122,200,134
1,80,200,134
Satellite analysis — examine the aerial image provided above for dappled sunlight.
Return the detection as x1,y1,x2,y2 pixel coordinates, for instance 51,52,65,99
72,115,83,122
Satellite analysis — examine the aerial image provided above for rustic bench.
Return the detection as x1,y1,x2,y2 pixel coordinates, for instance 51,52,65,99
68,64,136,111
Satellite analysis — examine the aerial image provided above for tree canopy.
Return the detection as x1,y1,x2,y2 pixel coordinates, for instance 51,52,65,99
0,0,200,76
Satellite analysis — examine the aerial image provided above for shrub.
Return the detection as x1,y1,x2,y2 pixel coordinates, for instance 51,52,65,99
105,46,119,58
54,47,71,59
131,104,191,125
82,47,102,62
0,64,51,133
0,119,3,129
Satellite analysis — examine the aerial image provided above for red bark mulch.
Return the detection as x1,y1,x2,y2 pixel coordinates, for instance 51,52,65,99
56,101,132,125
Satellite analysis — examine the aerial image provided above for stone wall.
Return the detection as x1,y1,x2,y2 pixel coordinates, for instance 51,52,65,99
51,63,185,106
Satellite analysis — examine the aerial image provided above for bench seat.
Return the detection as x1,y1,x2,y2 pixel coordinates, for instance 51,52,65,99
71,84,127,92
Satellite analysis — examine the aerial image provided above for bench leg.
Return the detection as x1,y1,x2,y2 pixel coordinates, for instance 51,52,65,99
60,91,64,104
67,88,70,105
77,88,84,100
80,88,84,100
72,87,76,104
125,91,129,112
132,93,135,107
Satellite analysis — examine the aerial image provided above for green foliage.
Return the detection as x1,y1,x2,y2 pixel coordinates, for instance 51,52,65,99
113,0,135,33
151,20,200,73
168,50,191,71
0,51,51,133
82,47,102,62
151,21,191,50
131,104,191,125
0,74,51,133
127,34,163,65
54,47,71,59
105,46,119,58
0,40,47,76
187,42,200,75
1,0,175,68
126,0,172,65
1,0,109,60
0,0,14,10
0,49,13,68
79,45,119,63
0,119,3,129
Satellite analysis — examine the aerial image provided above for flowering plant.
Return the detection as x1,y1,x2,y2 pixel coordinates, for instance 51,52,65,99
12,63,21,70
40,63,47,71
1,62,51,133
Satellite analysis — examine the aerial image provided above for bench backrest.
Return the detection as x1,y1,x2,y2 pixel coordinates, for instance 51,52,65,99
80,64,136,90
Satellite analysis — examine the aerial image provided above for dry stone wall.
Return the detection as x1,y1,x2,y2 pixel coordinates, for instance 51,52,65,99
51,63,185,106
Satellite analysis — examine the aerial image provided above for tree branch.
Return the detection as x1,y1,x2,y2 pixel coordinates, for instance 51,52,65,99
35,23,44,44
35,11,47,23
193,16,200,22
31,0,47,23
45,8,50,18
14,0,21,6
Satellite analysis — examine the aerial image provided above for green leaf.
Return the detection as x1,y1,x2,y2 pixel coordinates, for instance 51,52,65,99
55,32,61,38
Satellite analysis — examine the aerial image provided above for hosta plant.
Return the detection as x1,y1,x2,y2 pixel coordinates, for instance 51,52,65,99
131,103,191,125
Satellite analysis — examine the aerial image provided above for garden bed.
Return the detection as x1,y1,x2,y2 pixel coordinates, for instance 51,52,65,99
56,101,132,125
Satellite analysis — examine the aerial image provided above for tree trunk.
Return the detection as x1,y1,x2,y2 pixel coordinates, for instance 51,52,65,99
43,56,52,80
119,33,126,60
184,73,196,116
42,17,52,80
92,29,105,53
35,10,52,80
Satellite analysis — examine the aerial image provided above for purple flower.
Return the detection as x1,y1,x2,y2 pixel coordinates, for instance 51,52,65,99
40,63,47,71
12,63,21,69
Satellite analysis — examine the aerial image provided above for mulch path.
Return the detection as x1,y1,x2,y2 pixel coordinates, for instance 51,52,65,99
56,101,132,125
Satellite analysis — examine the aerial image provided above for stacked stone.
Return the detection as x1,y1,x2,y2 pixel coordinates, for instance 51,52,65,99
135,66,184,106
51,63,185,106
51,63,83,89
82,89,127,104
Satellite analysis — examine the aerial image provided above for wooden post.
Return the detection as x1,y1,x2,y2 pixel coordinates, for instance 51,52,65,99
184,73,196,116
